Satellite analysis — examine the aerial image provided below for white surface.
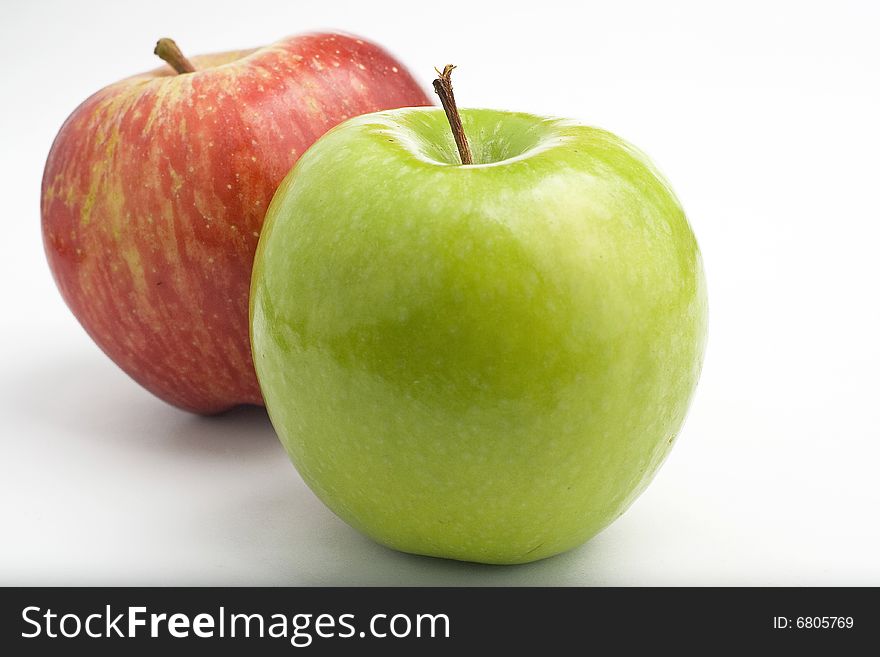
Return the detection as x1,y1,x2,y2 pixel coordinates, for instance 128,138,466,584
2,0,879,585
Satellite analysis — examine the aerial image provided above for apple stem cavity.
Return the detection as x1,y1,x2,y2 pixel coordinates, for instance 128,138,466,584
432,65,473,165
154,38,197,74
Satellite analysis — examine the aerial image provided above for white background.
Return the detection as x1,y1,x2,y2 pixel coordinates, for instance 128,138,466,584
2,0,878,585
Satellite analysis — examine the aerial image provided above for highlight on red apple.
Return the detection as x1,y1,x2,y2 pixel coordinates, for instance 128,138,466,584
41,33,432,414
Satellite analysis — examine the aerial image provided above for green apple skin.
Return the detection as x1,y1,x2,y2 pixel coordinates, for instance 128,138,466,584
251,107,707,564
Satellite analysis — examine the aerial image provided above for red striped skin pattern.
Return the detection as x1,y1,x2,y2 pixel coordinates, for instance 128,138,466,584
41,33,432,414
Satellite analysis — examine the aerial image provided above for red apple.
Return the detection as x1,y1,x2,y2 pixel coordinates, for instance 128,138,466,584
41,32,431,413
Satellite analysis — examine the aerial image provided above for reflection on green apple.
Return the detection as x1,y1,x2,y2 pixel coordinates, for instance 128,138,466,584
250,101,707,564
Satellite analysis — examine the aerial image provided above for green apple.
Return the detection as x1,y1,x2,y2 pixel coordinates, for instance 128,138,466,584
251,99,707,564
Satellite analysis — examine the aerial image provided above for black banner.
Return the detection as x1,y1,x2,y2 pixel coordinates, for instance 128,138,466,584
1,587,875,654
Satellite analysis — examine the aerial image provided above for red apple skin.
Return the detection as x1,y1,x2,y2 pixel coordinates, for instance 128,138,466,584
41,33,432,413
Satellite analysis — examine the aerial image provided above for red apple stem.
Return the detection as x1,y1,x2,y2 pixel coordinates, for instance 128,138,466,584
432,65,473,165
154,38,196,74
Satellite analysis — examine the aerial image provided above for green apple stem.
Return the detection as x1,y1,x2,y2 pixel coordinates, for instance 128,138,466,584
154,38,196,74
432,65,473,165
